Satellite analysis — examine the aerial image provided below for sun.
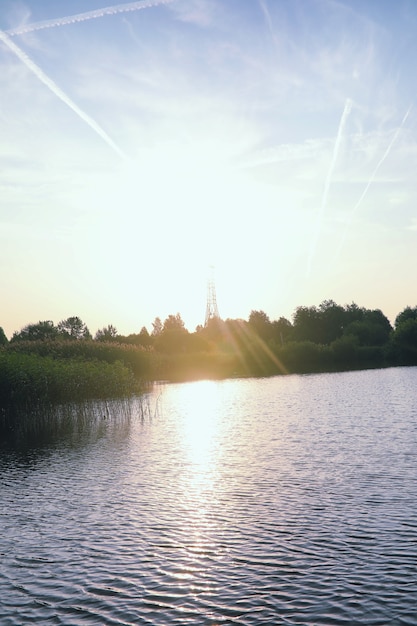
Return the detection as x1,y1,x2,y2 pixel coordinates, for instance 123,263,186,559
72,131,302,333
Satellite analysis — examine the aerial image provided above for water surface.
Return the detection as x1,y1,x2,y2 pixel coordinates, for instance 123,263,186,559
1,368,417,624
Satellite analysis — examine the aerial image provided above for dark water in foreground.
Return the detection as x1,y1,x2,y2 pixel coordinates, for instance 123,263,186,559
1,368,417,625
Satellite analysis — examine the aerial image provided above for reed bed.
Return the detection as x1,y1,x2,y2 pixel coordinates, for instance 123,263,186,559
0,395,150,451
0,350,141,411
6,339,152,378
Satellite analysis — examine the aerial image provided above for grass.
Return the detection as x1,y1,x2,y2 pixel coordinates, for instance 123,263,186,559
5,339,152,378
0,350,141,411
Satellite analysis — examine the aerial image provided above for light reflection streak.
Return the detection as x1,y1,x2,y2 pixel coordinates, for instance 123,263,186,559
181,380,221,493
176,380,225,577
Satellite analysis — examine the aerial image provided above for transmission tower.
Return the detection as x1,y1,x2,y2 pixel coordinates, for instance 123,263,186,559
205,267,220,326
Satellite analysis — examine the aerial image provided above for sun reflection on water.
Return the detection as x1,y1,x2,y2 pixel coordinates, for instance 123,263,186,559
175,381,227,569
183,380,220,475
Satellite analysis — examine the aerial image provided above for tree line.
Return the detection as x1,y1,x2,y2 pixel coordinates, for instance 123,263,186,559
2,299,417,416
2,300,417,378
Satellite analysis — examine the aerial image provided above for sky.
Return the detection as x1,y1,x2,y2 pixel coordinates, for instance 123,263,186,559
1,0,417,338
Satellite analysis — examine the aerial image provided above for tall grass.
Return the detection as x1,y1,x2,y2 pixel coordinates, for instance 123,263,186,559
0,350,141,412
0,396,147,451
6,339,152,378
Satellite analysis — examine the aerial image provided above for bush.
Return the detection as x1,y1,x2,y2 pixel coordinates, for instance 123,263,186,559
330,336,358,368
278,341,331,373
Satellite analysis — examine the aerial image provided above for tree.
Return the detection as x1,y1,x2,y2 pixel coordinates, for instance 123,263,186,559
318,300,345,344
117,327,153,348
163,313,185,332
344,308,392,347
11,320,58,342
222,318,250,353
155,313,188,353
390,308,417,364
292,305,320,343
57,316,91,340
363,309,392,344
344,302,365,325
395,306,417,329
199,317,225,343
272,317,292,345
151,317,163,336
187,331,210,352
248,310,272,341
292,300,382,345
390,318,417,364
0,326,8,345
95,324,118,342
138,326,152,347
364,308,392,329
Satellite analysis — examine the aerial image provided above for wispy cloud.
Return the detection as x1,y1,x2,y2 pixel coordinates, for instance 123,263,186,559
0,30,126,159
167,0,216,27
6,0,175,37
257,0,276,42
238,139,324,170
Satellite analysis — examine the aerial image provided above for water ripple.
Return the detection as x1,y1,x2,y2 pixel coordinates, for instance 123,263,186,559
1,370,417,624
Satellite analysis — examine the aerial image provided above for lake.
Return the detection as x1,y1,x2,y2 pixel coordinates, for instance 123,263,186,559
1,367,417,625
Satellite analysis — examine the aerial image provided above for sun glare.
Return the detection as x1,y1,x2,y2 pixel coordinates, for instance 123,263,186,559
181,380,221,469
174,380,225,560
71,131,304,332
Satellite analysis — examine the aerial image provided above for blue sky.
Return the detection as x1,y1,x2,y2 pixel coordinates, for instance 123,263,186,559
1,0,417,338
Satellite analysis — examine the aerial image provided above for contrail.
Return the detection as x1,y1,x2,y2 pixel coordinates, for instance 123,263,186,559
322,99,353,215
348,105,411,222
6,0,175,37
258,0,275,40
335,105,412,258
0,30,126,159
307,97,353,274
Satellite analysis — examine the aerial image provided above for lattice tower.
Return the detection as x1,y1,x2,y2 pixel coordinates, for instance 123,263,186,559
205,272,220,326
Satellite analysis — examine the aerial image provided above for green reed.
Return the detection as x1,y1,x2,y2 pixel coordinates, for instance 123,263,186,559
0,350,141,412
